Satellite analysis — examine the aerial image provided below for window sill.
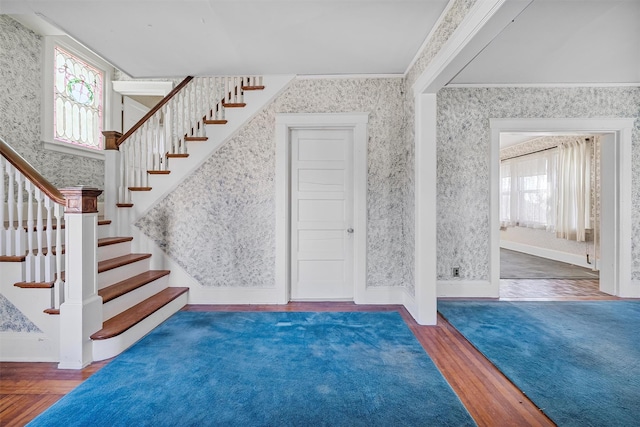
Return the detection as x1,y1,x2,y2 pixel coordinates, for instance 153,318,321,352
44,140,104,160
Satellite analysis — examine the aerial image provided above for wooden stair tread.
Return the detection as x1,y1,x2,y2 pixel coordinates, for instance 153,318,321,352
99,270,170,303
91,287,188,340
37,236,132,256
148,170,170,175
15,280,54,289
241,85,265,90
0,255,26,262
44,308,59,315
5,218,111,232
98,236,133,247
204,119,227,125
166,153,189,158
117,203,134,208
184,136,208,142
128,187,152,191
98,253,151,274
222,102,246,108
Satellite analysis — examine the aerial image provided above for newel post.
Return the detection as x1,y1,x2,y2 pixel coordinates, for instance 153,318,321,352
103,131,121,236
58,187,103,369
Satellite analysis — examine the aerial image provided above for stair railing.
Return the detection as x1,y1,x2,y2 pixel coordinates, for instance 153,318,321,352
111,75,263,205
0,137,66,307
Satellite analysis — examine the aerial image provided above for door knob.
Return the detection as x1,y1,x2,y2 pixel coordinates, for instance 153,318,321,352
347,228,354,233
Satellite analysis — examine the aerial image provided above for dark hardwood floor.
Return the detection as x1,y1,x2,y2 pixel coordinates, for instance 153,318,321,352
0,279,619,426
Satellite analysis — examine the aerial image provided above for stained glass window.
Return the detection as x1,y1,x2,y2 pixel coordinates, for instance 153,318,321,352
54,46,104,150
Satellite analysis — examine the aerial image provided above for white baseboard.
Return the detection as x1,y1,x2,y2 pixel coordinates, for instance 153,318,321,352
402,289,418,319
437,280,499,298
0,332,59,362
355,286,405,305
620,280,640,298
500,240,596,270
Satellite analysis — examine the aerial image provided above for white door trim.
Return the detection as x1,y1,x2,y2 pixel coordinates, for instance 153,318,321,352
275,113,369,304
488,118,636,298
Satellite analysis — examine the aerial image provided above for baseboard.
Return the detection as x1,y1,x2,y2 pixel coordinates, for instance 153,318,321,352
355,286,405,305
500,240,596,270
0,332,58,362
620,280,640,298
402,289,418,319
437,280,499,298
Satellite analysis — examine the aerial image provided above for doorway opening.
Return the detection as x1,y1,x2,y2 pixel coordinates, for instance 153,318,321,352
490,118,634,299
497,132,602,299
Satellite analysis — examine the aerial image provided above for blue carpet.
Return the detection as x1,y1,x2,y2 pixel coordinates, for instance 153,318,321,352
29,311,474,426
438,300,640,427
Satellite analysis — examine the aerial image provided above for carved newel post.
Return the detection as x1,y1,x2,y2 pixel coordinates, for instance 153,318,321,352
58,187,103,369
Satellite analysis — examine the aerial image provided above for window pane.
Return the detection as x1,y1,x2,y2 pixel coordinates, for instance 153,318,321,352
53,46,104,150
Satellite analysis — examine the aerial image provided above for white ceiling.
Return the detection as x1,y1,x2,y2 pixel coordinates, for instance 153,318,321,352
451,0,640,85
3,0,448,77
3,0,638,84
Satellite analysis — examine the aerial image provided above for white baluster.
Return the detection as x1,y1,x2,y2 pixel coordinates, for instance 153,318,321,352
25,181,34,281
0,157,5,256
34,188,44,282
259,75,263,86
44,197,54,282
6,163,15,255
54,203,64,307
238,76,244,104
126,143,134,203
163,106,170,166
180,91,187,153
205,77,212,120
154,114,161,170
118,143,126,203
134,135,144,187
145,123,152,186
15,170,24,256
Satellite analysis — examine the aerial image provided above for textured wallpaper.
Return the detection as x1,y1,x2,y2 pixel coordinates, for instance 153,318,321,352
437,86,640,281
0,294,41,333
138,78,410,289
0,16,104,190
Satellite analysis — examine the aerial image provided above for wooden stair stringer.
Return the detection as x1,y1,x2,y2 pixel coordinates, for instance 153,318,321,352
128,75,295,217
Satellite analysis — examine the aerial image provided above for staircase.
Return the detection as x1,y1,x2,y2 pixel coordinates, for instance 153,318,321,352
0,73,293,366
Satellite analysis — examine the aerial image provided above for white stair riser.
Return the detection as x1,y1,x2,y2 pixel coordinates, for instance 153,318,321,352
98,258,151,289
98,241,132,262
97,224,112,239
102,275,169,321
92,292,188,361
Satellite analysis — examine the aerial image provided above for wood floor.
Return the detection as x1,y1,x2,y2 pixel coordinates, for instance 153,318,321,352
1,278,615,427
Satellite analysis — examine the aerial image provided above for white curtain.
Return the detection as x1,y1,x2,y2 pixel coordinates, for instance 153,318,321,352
555,139,591,241
500,149,557,230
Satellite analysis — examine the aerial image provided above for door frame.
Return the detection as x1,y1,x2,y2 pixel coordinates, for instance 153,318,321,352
489,118,636,297
275,113,369,303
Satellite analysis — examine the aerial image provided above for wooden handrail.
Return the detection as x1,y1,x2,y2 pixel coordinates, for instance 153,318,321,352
0,137,66,205
115,76,194,148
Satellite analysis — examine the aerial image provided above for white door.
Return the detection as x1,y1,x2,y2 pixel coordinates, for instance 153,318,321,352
290,129,354,300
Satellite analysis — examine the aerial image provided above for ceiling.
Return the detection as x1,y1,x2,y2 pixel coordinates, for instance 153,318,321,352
3,0,639,84
3,0,448,77
451,0,640,85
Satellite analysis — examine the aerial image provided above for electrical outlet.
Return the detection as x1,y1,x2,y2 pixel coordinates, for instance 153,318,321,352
452,267,460,278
